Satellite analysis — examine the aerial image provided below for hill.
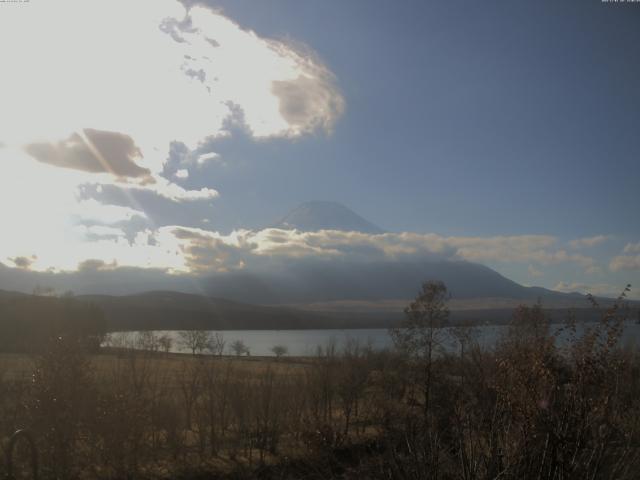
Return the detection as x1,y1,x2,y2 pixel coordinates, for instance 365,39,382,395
76,290,391,331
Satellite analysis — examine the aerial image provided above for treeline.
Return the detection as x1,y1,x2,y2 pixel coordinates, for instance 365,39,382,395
0,294,106,352
0,283,639,479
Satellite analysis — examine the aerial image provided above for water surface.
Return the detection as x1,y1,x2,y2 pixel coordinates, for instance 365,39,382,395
111,321,640,357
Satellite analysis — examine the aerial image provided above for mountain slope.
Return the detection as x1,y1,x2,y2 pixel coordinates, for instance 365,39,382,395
274,201,384,233
204,259,583,305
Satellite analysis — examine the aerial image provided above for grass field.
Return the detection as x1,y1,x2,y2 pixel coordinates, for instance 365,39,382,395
0,349,313,383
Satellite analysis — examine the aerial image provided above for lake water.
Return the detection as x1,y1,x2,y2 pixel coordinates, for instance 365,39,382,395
111,321,640,357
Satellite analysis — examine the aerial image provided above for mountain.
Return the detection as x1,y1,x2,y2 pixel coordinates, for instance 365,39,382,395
213,201,583,305
0,202,627,327
203,259,587,306
274,201,384,233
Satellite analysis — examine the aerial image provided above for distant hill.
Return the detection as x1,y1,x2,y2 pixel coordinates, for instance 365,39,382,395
76,290,391,331
1,289,629,335
274,201,384,233
0,288,28,299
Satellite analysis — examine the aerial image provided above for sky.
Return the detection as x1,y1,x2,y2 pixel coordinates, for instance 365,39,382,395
0,0,639,299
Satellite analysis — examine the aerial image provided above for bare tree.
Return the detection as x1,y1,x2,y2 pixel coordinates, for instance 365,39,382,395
109,331,136,351
136,331,159,352
390,280,449,417
207,332,226,356
230,339,248,357
271,345,288,359
158,334,173,354
178,330,211,356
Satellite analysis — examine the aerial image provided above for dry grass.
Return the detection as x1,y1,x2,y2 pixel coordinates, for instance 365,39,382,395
1,288,639,479
0,351,310,380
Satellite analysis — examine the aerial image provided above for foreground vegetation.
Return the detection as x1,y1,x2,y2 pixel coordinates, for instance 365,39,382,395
0,283,638,479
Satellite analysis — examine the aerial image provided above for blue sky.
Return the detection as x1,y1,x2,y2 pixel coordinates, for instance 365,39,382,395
0,0,638,298
195,0,639,235
187,0,640,294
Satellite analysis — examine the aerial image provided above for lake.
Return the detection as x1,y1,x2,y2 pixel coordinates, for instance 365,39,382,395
110,321,640,357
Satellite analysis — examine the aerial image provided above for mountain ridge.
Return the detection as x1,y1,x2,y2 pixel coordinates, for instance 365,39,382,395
273,201,385,233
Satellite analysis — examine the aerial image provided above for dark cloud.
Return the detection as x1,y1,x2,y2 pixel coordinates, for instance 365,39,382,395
11,256,36,270
77,259,117,273
173,228,247,273
79,183,215,232
271,75,344,134
25,129,152,180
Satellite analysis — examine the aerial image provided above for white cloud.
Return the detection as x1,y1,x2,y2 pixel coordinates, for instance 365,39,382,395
528,265,543,277
585,265,603,275
175,169,189,179
196,152,222,165
568,235,610,249
159,229,600,275
623,242,640,254
610,254,640,272
0,1,343,152
72,199,147,224
74,225,127,239
553,281,628,298
608,241,640,272
0,0,344,267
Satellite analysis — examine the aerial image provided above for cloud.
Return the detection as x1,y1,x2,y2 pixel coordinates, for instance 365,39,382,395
73,225,126,240
608,241,640,271
131,177,218,202
0,210,609,279
195,152,221,165
272,74,345,136
78,259,118,273
155,228,599,276
553,281,628,298
568,235,611,249
623,242,640,254
0,220,623,307
528,265,543,277
610,254,640,272
25,129,152,181
585,265,603,275
10,256,37,270
72,199,147,224
437,235,595,268
0,0,344,268
0,1,343,150
1,0,619,293
172,228,250,273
